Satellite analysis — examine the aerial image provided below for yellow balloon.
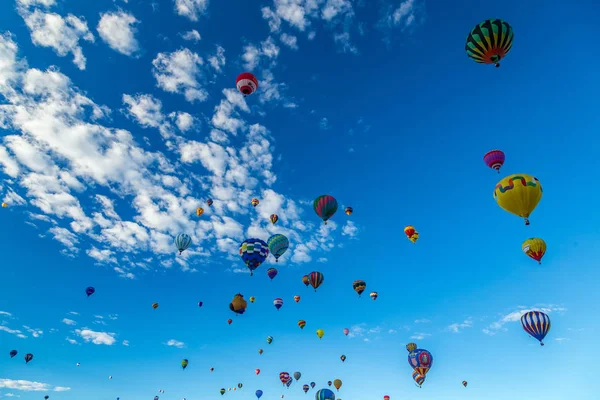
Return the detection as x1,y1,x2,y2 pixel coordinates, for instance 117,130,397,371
522,238,546,264
316,329,324,339
196,207,204,216
333,379,342,390
493,174,542,225
1,203,7,208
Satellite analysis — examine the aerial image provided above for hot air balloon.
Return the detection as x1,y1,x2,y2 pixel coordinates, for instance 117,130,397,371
44,396,49,400
154,397,159,400
181,359,189,370
370,291,378,300
316,388,335,400
333,379,342,391
343,328,349,336
238,383,243,389
227,319,233,325
85,286,95,297
352,280,366,296
258,349,263,355
109,376,112,379
9,350,17,358
521,310,551,346
345,207,353,216
462,381,468,387
408,348,433,376
267,268,279,280
280,372,290,385
286,377,293,388
152,302,159,309
298,320,306,329
229,293,248,315
313,195,338,224
406,342,417,353
327,382,332,387
466,19,514,68
302,275,310,287
255,368,260,375
76,362,80,367
268,234,289,262
210,367,214,372
303,385,310,393
273,297,284,311
308,271,324,292
404,226,419,243
239,238,269,275
196,207,204,216
237,72,259,96
252,198,260,207
256,390,263,399
267,336,273,344
175,233,192,254
310,382,316,389
294,372,301,381
24,353,33,363
250,296,256,303
198,301,203,307
220,389,226,396
384,396,390,400
493,174,543,225
483,150,505,172
1,203,7,208
340,355,346,362
316,329,324,339
270,214,279,225
207,199,213,206
522,238,546,264
294,295,300,303
412,371,425,387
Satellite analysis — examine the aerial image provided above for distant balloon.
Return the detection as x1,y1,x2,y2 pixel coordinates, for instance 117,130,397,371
310,382,316,389
384,396,390,400
404,226,419,243
255,390,263,399
210,367,214,372
109,376,112,379
316,388,335,400
521,311,551,346
294,372,301,381
1,202,7,208
294,295,301,303
303,384,310,393
466,19,514,68
462,381,468,387
174,233,192,254
302,275,310,287
279,372,290,385
255,368,261,375
229,293,248,315
258,349,263,355
493,174,543,225
252,198,260,207
9,350,17,358
345,206,353,216
238,383,243,389
270,214,279,225
370,291,378,300
152,302,159,309
196,207,204,216
267,336,273,344
316,329,324,339
44,396,49,400
333,379,342,391
85,286,95,297
406,342,417,353
181,359,189,370
220,389,226,396
227,319,233,325
308,271,324,292
313,195,338,224
273,297,284,311
340,355,346,362
250,296,256,303
268,234,290,262
483,150,505,173
298,320,306,329
76,362,80,367
239,238,269,275
206,199,213,207
237,72,259,96
352,280,366,296
343,328,349,336
522,238,546,264
24,353,33,364
267,268,279,280
198,301,203,307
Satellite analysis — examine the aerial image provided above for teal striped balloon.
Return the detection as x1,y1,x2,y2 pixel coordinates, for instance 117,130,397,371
175,233,192,254
267,234,289,262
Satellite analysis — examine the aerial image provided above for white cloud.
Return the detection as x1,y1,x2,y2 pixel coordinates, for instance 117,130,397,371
0,379,70,392
181,30,201,42
446,318,473,333
319,117,330,130
17,5,95,70
122,339,130,346
174,0,209,21
62,318,76,326
0,311,12,317
241,37,279,70
341,220,358,237
97,11,140,56
279,33,298,49
207,45,226,72
75,328,116,345
482,305,566,336
410,332,431,340
65,337,77,344
0,325,27,339
380,0,424,32
152,48,208,102
333,32,358,54
415,318,430,323
171,112,195,132
166,339,185,348
554,337,569,342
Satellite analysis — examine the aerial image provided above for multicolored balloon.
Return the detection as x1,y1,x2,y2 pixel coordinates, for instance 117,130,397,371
521,311,551,346
466,19,514,68
227,318,233,325
181,359,188,370
384,396,390,400
406,342,417,353
270,214,279,225
206,199,213,206
370,291,378,300
308,271,324,291
412,370,425,387
404,226,419,243
220,389,226,396
298,320,306,329
352,280,366,296
345,207,353,216
522,238,546,264
267,268,278,280
268,234,289,262
316,388,335,400
310,382,316,389
483,150,505,172
279,372,290,385
303,384,310,393
24,353,33,364
239,238,269,275
152,302,159,309
175,233,192,254
267,336,273,344
313,195,338,224
229,293,248,315
258,349,263,355
327,382,332,387
408,348,433,376
294,295,301,303
462,381,468,387
493,174,543,225
250,296,256,303
340,355,346,362
273,297,283,311
302,275,310,287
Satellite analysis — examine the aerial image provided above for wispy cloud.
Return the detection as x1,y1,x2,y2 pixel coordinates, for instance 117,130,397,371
75,328,116,345
415,318,430,324
0,325,27,339
62,318,76,326
410,332,431,340
446,318,473,333
0,379,70,392
0,311,12,317
166,339,185,348
122,340,130,346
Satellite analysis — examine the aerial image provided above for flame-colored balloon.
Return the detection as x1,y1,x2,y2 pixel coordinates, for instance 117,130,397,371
294,295,300,303
302,275,310,287
152,302,159,309
251,198,260,207
196,207,204,216
522,238,546,264
370,291,378,300
250,296,256,303
404,226,419,243
333,379,342,391
345,206,353,216
227,319,233,325
1,202,7,208
298,320,306,329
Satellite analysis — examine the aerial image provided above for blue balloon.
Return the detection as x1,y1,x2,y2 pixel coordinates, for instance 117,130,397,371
175,233,192,254
267,234,290,262
315,388,335,400
255,390,263,399
239,238,269,275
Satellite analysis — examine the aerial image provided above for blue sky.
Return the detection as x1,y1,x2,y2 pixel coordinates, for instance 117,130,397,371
0,0,598,399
